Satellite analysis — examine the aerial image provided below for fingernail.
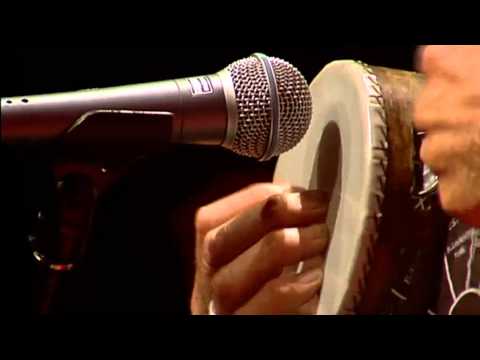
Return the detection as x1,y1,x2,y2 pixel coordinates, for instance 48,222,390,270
312,223,329,238
300,190,331,211
297,268,323,285
305,224,330,247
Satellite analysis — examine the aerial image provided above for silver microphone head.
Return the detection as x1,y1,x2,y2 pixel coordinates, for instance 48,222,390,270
220,53,312,161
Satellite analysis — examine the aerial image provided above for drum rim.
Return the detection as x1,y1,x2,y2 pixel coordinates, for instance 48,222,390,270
274,60,389,315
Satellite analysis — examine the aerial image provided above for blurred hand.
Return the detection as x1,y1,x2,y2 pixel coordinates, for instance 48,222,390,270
415,45,480,226
191,183,330,315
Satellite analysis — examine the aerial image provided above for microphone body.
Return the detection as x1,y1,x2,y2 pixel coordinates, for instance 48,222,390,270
1,70,235,152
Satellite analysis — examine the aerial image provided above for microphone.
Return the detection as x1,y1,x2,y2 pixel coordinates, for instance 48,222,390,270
1,53,312,161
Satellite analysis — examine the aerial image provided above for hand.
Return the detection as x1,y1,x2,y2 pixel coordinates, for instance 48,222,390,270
191,183,330,315
414,45,480,226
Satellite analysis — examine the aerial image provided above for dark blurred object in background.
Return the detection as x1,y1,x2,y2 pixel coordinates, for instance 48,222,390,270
2,47,416,313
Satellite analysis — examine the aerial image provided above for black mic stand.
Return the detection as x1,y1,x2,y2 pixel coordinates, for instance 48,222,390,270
19,112,175,314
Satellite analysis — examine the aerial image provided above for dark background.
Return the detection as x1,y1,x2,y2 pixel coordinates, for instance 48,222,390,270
3,47,417,314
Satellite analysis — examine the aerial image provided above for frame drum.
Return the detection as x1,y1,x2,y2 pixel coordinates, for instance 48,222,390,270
274,61,448,315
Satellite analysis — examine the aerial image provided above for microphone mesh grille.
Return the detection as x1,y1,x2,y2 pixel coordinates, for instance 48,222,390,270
227,55,312,159
227,57,271,159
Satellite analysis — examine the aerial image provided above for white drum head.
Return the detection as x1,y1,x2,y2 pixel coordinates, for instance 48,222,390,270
274,61,388,315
